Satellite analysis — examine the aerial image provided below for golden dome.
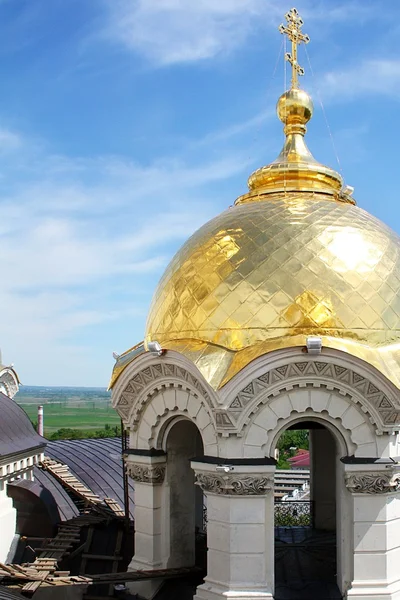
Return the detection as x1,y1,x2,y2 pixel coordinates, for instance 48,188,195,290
110,8,400,391
145,197,400,389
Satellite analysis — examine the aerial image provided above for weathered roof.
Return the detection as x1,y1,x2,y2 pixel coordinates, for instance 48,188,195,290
31,466,80,521
45,437,134,519
0,392,46,460
0,587,24,600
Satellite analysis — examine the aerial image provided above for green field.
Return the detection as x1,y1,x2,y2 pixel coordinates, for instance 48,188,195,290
19,402,120,434
15,386,120,435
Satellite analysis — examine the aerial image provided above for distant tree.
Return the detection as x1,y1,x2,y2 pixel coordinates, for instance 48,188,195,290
93,429,108,438
276,429,309,470
49,423,122,441
277,454,291,469
50,428,81,440
277,430,309,453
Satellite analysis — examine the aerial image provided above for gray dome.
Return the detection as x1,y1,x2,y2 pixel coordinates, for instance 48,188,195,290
0,392,46,459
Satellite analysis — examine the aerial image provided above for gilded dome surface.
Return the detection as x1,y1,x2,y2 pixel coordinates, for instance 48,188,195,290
145,196,400,388
110,9,400,391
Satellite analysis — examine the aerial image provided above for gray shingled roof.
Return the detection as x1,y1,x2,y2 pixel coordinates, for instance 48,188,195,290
31,467,80,521
0,392,46,459
0,587,24,600
45,437,134,519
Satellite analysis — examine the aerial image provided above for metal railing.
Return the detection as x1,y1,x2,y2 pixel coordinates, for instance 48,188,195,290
274,500,314,527
202,505,207,533
202,500,314,531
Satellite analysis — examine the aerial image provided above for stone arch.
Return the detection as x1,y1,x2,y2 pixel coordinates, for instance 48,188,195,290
221,354,400,436
243,386,377,458
162,418,205,568
112,352,218,415
268,408,351,595
133,384,218,454
112,355,219,454
268,413,350,458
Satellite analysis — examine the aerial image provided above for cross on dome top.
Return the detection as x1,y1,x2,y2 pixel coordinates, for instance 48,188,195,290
279,7,310,89
235,7,356,206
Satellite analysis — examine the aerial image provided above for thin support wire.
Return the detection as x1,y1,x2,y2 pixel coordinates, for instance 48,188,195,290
250,39,284,170
273,38,285,85
264,38,285,103
252,38,284,143
305,46,343,176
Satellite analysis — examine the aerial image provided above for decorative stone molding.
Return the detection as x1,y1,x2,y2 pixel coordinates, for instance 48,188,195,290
224,360,400,432
194,471,273,496
262,399,359,457
0,368,19,399
345,472,400,494
0,451,43,482
126,463,166,485
132,386,218,450
115,362,215,430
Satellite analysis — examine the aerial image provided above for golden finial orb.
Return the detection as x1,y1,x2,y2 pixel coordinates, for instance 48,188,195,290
277,88,313,131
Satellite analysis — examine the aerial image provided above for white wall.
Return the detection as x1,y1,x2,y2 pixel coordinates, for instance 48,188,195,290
0,482,16,562
0,451,43,562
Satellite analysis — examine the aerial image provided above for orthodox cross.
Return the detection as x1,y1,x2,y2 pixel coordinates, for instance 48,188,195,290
279,8,310,89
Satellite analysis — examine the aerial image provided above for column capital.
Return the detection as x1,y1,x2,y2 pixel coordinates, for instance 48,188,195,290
125,452,166,485
345,466,400,495
191,460,275,496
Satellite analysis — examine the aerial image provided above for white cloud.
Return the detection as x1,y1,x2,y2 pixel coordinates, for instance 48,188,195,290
0,152,243,291
101,0,280,65
0,127,22,152
99,0,380,66
321,59,400,100
0,119,250,384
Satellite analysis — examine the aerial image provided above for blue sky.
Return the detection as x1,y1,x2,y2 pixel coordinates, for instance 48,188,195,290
0,0,399,386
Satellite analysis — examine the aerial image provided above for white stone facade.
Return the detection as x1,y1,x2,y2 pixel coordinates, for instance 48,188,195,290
0,450,44,562
112,346,400,600
0,365,19,399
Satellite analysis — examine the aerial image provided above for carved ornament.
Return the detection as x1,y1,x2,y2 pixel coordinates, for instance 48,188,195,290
227,360,400,429
195,471,273,496
126,463,166,485
345,472,400,494
116,362,214,429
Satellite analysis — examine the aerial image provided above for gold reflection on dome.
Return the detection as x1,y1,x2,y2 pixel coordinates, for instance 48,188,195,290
144,198,400,389
110,7,400,391
318,228,387,273
283,291,339,329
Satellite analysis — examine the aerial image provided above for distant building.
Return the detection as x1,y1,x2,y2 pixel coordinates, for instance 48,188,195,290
288,449,310,469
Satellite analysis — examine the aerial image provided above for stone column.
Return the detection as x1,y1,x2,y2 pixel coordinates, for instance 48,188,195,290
192,460,275,600
125,452,167,599
345,464,400,600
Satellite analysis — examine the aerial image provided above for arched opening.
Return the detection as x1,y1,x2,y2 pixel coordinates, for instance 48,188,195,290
7,480,60,539
273,419,343,600
164,418,205,570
